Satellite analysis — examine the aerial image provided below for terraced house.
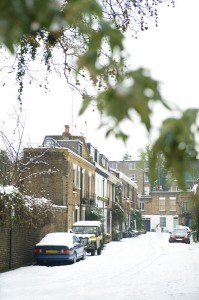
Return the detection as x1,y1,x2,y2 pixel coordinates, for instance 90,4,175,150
21,125,138,236
21,125,95,230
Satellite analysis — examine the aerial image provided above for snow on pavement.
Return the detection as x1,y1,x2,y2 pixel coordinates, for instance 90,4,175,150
0,232,199,300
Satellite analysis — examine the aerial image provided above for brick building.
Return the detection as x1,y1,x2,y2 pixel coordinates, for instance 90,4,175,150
21,126,138,235
21,125,95,230
109,159,196,232
140,191,192,232
109,160,150,195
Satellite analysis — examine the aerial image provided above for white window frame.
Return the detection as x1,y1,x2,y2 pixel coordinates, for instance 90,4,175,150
159,197,166,211
129,162,136,170
140,201,144,211
111,162,117,169
73,164,77,187
82,169,85,194
160,216,166,228
88,172,92,194
131,173,137,181
77,166,81,188
169,197,176,211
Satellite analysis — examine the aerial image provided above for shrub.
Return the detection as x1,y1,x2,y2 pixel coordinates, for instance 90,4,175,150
85,207,104,222
0,185,54,228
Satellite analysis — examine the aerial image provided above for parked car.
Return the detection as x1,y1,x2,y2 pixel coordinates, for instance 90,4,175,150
34,232,87,265
72,221,103,256
175,225,191,236
169,228,190,244
129,230,139,237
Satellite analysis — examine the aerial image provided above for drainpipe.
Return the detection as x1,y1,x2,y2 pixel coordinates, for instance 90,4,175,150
80,167,83,220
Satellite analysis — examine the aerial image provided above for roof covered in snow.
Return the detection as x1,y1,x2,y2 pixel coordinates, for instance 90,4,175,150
36,232,75,247
72,221,102,227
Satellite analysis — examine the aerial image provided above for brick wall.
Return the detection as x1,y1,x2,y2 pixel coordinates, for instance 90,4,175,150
0,207,67,273
22,148,96,226
145,192,180,215
22,149,68,206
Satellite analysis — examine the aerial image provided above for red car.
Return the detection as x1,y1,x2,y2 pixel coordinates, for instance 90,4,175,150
169,228,190,244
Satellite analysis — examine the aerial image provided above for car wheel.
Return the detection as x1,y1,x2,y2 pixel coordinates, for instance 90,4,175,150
97,247,102,255
91,249,95,256
82,250,87,260
73,252,77,264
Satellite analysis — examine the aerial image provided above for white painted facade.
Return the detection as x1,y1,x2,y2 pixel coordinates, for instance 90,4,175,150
143,214,179,232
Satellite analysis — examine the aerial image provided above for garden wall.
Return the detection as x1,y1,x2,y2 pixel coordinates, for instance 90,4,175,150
0,207,67,273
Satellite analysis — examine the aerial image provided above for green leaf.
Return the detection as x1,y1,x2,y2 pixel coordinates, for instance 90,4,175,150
149,109,199,190
79,95,92,115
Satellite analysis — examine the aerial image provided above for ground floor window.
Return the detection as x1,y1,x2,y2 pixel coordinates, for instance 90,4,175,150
75,208,79,222
160,217,166,228
182,201,188,212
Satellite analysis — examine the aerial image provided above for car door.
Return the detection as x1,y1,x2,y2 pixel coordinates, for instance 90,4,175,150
73,235,82,258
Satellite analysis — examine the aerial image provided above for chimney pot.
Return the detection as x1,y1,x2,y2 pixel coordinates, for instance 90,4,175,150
64,125,70,133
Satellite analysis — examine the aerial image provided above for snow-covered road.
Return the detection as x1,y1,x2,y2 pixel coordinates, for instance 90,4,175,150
1,232,199,300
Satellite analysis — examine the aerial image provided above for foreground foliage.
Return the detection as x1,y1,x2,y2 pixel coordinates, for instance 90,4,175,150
0,0,199,189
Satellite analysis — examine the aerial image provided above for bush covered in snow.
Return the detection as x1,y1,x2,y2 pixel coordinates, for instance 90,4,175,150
112,202,126,228
85,207,104,222
0,185,54,228
131,209,144,231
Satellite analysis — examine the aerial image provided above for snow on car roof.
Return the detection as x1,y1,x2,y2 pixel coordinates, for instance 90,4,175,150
36,232,75,247
73,221,102,227
173,228,187,232
175,225,190,231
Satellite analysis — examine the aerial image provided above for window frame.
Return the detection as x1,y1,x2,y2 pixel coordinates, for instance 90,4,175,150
160,217,166,228
159,197,166,212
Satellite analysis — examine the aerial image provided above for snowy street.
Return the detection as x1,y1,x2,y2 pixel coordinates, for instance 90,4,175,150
1,232,199,300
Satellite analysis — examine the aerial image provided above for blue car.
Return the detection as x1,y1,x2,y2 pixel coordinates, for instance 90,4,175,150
34,232,87,265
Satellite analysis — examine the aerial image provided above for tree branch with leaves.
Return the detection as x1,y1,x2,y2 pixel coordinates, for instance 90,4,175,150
1,0,199,189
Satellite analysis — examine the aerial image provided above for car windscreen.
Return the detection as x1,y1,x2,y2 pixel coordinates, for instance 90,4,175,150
72,226,97,234
173,229,187,234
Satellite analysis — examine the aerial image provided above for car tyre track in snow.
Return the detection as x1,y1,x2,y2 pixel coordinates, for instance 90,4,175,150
1,233,199,300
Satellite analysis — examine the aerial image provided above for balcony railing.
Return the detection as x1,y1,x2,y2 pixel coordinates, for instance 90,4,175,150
81,191,96,206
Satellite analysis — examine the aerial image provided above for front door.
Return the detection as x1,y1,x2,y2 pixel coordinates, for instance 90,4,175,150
173,217,178,229
143,218,150,232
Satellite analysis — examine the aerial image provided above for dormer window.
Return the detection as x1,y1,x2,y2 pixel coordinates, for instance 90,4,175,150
44,138,56,148
101,157,106,167
78,144,82,156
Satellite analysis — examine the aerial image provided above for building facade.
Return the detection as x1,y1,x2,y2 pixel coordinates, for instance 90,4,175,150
110,159,196,232
140,191,192,232
22,147,96,230
21,126,138,236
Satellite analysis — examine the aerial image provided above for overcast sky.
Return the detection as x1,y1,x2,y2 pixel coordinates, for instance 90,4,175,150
1,0,199,161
